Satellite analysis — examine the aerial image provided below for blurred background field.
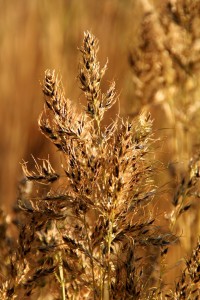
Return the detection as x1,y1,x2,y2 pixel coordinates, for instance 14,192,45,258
0,0,139,210
1,0,200,292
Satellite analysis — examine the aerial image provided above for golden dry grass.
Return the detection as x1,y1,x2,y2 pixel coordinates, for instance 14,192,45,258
1,0,200,299
0,0,137,210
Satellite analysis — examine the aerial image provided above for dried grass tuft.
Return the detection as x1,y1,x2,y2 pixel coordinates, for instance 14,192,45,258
0,22,200,299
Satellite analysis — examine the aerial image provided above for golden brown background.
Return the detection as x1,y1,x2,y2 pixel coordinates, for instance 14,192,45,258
1,0,200,292
0,0,141,210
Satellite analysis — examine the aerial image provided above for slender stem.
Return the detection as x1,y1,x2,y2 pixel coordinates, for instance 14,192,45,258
83,214,96,300
58,252,66,300
105,207,116,300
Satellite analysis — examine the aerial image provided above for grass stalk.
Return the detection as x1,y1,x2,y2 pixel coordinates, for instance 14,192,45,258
83,214,96,300
57,252,66,300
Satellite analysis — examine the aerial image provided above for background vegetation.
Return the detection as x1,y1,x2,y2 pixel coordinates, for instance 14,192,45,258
1,0,200,299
